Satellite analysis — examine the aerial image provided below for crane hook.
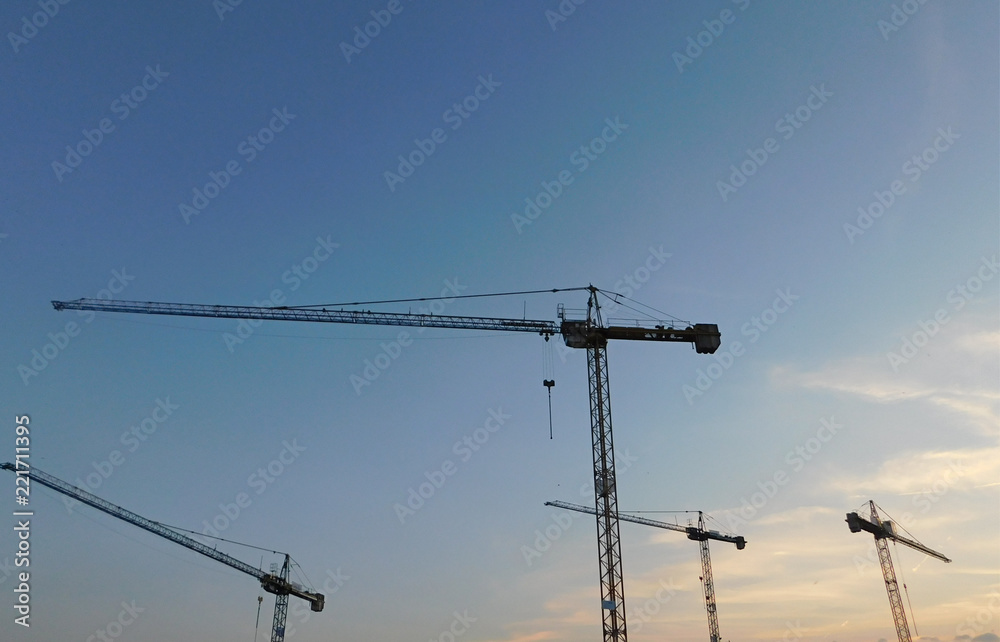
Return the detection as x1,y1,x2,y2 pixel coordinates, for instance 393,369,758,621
543,379,555,439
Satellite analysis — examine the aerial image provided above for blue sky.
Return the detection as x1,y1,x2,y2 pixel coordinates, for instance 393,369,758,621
2,2,998,641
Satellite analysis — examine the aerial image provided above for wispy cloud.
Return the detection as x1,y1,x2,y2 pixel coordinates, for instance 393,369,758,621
772,313,999,435
824,447,1000,498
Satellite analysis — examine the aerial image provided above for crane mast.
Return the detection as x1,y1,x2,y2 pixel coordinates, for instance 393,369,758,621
546,500,743,642
696,512,720,642
846,500,950,642
588,334,626,640
1,463,323,642
53,286,720,642
271,556,291,642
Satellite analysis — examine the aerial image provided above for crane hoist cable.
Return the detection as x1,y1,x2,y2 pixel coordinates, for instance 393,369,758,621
542,335,556,439
593,288,690,325
846,499,950,642
874,503,924,636
163,521,283,555
280,286,591,310
51,286,722,642
1,462,324,642
892,539,920,636
546,500,744,642
254,595,264,642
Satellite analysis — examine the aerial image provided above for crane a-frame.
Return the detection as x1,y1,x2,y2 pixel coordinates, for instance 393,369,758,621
547,500,744,642
53,285,720,642
1,463,324,641
846,500,950,642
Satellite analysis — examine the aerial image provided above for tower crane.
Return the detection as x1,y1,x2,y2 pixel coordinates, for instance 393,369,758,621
546,500,744,642
1,462,324,642
53,285,720,642
846,500,951,642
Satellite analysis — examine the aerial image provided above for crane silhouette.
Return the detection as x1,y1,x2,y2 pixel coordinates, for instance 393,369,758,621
847,500,950,642
53,285,720,641
2,462,323,641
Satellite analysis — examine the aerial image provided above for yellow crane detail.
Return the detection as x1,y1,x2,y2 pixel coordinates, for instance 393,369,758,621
846,500,950,642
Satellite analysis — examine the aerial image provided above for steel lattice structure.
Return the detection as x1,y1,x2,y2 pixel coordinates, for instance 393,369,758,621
546,501,744,641
697,512,720,642
1,463,322,642
587,338,627,639
847,500,950,642
53,286,721,642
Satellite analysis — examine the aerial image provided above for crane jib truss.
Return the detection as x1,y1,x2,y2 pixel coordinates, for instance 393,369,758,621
1,463,323,642
546,501,744,642
52,287,721,642
846,501,950,642
545,500,745,548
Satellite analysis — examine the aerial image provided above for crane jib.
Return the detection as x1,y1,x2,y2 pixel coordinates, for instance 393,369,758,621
846,511,951,563
51,292,725,642
0,462,326,612
544,500,745,547
559,320,721,353
52,299,560,336
51,299,722,352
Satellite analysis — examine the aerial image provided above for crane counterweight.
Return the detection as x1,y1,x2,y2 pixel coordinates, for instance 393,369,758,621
52,287,721,642
847,500,950,642
546,501,743,642
1,462,323,640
